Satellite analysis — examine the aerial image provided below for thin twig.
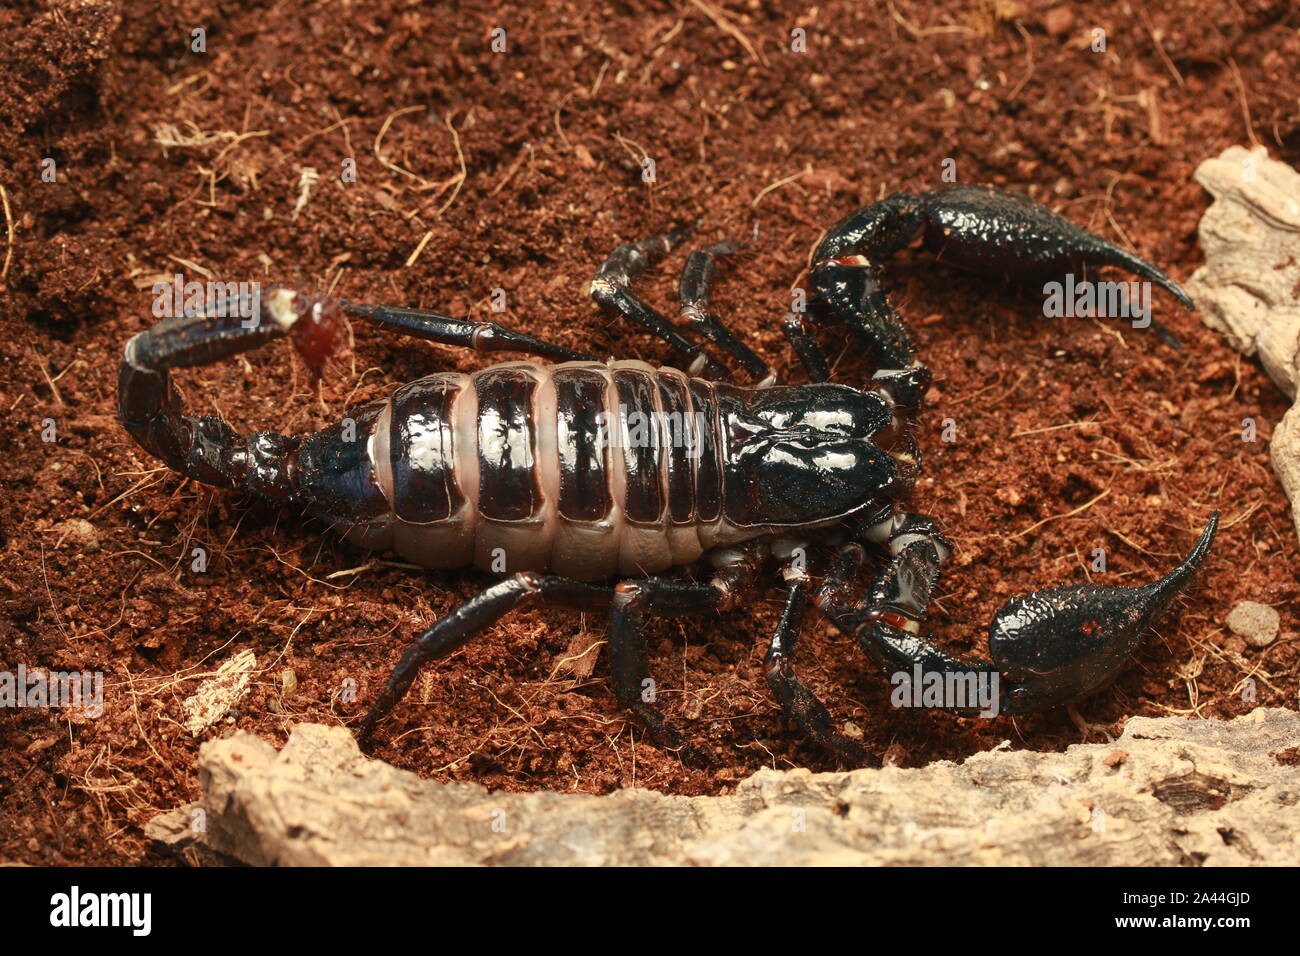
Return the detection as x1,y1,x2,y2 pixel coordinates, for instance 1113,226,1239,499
1226,57,1259,148
752,164,811,208
405,229,434,268
1011,418,1105,438
1012,489,1110,539
432,112,467,219
374,105,432,187
688,0,766,65
0,183,13,282
1007,20,1035,101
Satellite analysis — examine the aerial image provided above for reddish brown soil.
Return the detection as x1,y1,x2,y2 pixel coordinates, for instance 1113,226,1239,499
2,1,1297,866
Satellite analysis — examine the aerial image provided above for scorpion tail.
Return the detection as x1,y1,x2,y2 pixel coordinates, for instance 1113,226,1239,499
117,286,340,500
118,281,601,514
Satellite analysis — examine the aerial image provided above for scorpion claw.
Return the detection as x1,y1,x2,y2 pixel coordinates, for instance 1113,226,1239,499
990,513,1218,714
811,185,1196,370
913,185,1196,313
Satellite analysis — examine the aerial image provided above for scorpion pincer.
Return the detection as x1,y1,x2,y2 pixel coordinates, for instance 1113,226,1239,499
118,184,1217,760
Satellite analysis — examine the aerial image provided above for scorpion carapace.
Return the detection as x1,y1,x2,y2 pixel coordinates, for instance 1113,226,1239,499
118,184,1218,761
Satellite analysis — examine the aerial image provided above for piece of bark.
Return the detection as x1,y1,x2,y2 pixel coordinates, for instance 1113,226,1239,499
1187,145,1300,542
145,708,1300,866
181,649,257,735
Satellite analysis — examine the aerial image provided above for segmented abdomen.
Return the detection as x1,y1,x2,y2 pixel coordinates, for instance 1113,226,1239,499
324,360,756,580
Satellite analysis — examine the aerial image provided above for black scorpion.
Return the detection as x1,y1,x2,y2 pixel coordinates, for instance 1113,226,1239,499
118,185,1218,760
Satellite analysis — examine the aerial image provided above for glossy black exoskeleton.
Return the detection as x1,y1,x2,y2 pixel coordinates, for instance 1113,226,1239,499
118,185,1217,763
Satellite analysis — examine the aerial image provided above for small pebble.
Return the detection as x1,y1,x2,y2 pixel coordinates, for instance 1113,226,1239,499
1226,601,1280,648
56,518,100,553
1042,7,1075,38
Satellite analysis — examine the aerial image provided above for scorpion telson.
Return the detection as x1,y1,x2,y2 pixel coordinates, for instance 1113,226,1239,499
118,184,1218,761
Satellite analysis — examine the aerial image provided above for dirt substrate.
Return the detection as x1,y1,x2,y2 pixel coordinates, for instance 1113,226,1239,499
1,1,1297,865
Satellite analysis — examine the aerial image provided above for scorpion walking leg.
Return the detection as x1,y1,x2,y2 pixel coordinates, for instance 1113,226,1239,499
678,241,777,384
608,579,717,751
780,313,832,383
763,558,872,761
590,228,727,378
356,573,615,745
339,300,595,363
608,549,762,750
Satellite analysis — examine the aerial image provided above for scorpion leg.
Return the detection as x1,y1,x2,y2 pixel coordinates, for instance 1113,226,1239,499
811,185,1195,358
359,552,762,753
678,241,777,384
763,558,873,761
780,313,832,383
590,228,727,378
355,572,615,746
338,300,595,363
818,510,1218,719
607,547,763,751
607,578,717,751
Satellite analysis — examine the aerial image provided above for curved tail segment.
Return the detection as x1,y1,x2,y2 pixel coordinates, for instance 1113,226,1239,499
117,287,330,502
118,284,596,508
809,184,1197,399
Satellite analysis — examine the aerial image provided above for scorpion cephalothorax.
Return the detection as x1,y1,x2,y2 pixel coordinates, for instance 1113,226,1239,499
118,185,1217,761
